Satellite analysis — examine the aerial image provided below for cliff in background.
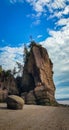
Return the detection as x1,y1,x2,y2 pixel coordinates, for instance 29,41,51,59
0,71,19,102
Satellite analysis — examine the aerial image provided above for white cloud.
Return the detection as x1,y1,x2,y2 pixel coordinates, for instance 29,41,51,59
56,86,69,99
40,26,69,75
0,45,24,71
56,87,69,94
56,93,69,99
63,5,69,15
26,0,69,17
10,0,24,4
9,0,69,19
37,35,42,38
26,0,50,14
33,0,49,13
33,19,40,25
48,5,69,19
50,0,66,9
56,18,69,26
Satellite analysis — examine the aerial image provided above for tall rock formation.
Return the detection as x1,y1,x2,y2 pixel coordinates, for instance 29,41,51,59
21,43,56,105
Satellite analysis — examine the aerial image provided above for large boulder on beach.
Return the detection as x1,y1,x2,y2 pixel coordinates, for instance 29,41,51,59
7,95,24,110
21,42,56,105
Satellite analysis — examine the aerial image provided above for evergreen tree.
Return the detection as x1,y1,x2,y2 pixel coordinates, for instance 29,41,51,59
0,65,2,73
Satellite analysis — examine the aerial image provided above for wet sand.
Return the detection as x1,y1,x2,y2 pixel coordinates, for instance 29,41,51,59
0,103,69,130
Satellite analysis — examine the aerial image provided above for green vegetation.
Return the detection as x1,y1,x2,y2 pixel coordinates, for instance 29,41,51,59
23,44,30,64
23,41,38,65
0,65,2,73
29,41,38,48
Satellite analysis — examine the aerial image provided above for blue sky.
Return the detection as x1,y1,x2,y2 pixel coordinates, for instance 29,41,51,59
0,0,69,99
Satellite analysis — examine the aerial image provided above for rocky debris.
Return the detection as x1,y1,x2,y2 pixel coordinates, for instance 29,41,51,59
22,43,56,105
7,95,24,110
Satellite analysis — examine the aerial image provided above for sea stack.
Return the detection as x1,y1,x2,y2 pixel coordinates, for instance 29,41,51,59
21,42,56,105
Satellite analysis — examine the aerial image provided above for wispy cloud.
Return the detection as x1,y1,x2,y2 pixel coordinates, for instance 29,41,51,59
10,0,24,4
9,0,69,18
26,0,50,15
25,0,69,29
37,35,43,38
56,93,69,99
53,5,69,18
56,18,69,26
56,86,69,99
56,87,69,94
26,0,69,17
32,19,40,25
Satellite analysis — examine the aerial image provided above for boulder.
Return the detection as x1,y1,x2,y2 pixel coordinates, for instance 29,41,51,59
7,95,24,110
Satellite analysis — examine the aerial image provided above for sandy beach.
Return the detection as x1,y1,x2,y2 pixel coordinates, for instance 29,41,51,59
0,103,69,130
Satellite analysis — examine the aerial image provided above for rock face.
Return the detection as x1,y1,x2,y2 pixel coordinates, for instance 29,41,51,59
7,95,24,110
0,90,8,102
0,72,19,102
22,43,56,105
